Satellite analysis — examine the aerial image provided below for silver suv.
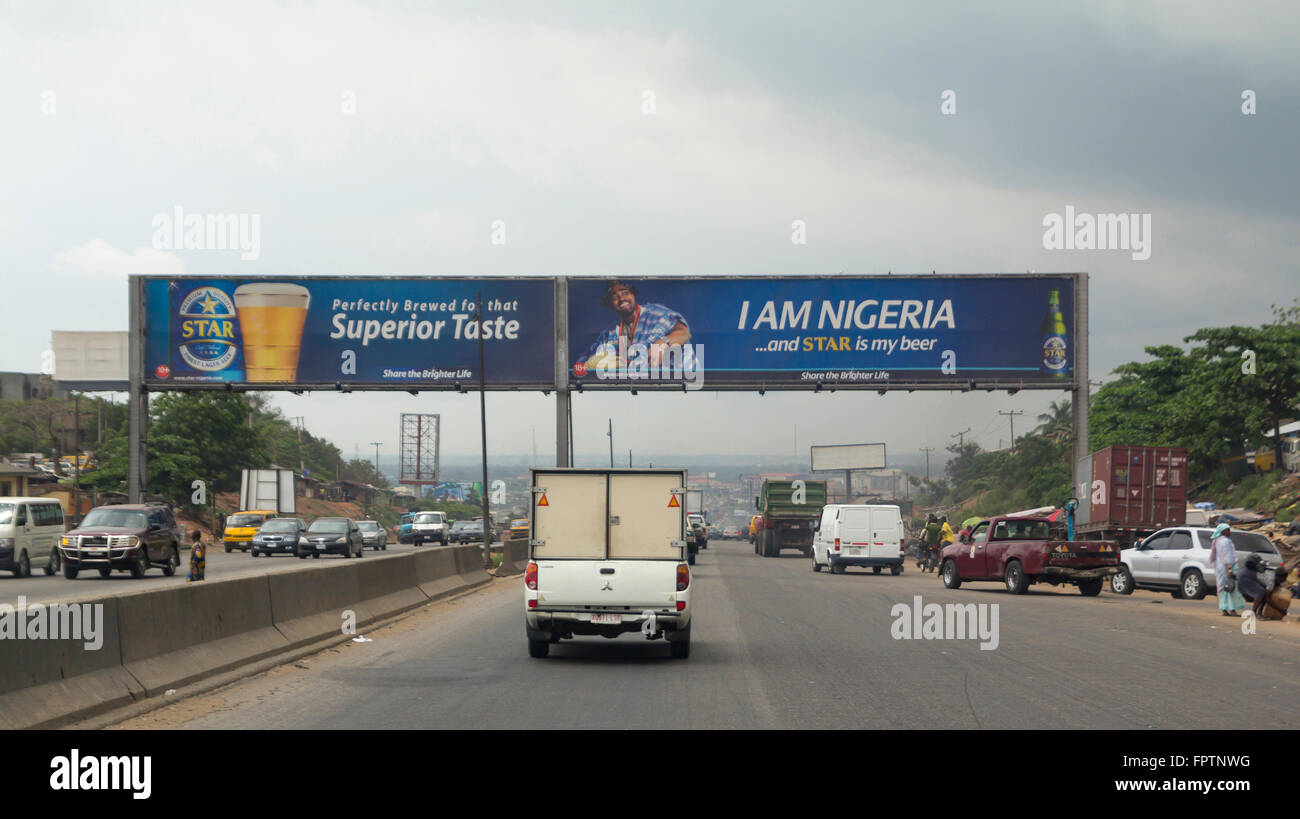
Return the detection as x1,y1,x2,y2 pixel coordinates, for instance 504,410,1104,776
1110,526,1284,599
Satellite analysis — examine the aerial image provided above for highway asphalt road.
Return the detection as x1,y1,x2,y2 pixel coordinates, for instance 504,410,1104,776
110,539,1300,729
0,541,502,607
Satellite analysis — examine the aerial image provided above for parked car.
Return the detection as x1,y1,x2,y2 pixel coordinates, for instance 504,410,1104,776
940,515,1121,595
811,503,906,575
410,511,449,546
0,496,66,577
357,520,388,550
224,509,279,553
298,518,363,559
1109,526,1285,599
58,503,182,579
251,517,308,557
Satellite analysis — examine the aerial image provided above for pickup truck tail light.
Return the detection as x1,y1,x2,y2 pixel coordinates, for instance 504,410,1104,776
677,563,690,591
525,562,538,590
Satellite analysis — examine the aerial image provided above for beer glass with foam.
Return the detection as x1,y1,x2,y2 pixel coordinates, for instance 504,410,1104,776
233,283,311,382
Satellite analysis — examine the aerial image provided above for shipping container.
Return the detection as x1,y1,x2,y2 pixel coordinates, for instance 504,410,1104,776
1075,445,1186,539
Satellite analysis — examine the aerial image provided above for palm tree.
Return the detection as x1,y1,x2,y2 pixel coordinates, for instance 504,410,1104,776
1034,399,1072,444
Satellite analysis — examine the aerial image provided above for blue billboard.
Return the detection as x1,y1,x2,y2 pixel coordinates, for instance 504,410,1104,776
143,277,555,387
566,275,1076,388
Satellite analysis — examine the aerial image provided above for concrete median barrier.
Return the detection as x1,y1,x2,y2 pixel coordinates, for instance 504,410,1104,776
414,546,467,600
497,539,529,576
1,547,501,728
268,562,363,648
455,544,493,588
353,553,427,625
117,575,289,697
0,596,141,730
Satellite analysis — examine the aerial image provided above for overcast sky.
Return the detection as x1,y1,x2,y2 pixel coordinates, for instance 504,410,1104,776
2,1,1295,466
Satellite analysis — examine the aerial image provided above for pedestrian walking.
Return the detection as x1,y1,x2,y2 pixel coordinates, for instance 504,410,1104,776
187,529,206,582
1209,523,1244,616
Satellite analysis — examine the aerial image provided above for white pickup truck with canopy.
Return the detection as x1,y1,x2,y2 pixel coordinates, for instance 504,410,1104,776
524,468,693,658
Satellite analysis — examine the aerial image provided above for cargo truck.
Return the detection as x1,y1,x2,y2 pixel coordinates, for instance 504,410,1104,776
524,468,693,659
686,489,704,516
1073,446,1188,546
754,479,828,558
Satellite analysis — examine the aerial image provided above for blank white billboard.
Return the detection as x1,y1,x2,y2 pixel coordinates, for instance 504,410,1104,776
52,331,129,389
811,443,886,471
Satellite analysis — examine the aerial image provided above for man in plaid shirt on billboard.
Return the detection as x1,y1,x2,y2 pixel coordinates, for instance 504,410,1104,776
578,280,693,374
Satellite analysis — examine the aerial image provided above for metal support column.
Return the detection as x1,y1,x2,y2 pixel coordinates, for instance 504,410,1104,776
128,276,147,502
1071,272,1090,468
555,277,570,467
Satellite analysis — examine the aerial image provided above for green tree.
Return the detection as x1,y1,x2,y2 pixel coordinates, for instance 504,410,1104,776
1186,320,1300,470
85,393,268,509
1033,399,1072,445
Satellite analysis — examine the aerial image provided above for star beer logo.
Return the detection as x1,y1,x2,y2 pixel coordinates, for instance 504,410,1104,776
177,286,239,371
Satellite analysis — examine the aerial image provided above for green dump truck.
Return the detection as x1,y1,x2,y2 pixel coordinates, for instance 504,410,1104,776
754,479,828,558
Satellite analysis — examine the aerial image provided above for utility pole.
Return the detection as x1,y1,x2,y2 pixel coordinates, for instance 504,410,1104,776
607,418,614,468
371,442,382,480
292,417,305,474
998,410,1024,453
628,449,632,467
920,446,935,481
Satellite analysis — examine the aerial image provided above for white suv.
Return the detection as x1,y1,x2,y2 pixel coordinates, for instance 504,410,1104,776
1109,526,1284,599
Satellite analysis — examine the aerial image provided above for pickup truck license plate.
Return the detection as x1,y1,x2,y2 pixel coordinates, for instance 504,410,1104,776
591,613,621,624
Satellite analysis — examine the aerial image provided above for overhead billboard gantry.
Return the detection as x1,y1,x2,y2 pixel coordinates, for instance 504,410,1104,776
125,274,1088,502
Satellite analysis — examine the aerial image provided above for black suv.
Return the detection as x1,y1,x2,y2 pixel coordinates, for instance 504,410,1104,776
58,503,183,579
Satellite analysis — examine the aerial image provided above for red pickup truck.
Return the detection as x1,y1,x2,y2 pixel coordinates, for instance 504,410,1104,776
939,516,1121,596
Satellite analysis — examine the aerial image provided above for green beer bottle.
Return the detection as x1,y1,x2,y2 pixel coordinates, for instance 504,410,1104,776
1040,289,1068,377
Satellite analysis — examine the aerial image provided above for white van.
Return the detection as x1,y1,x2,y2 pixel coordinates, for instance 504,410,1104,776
0,497,67,577
811,503,906,575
